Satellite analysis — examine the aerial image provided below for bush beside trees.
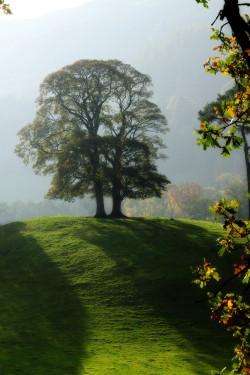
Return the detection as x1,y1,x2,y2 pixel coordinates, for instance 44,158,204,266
123,175,246,220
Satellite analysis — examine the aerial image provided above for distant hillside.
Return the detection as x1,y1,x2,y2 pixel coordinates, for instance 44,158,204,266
0,216,232,374
0,0,241,202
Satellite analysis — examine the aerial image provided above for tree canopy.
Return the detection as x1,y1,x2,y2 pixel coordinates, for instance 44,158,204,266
15,59,169,218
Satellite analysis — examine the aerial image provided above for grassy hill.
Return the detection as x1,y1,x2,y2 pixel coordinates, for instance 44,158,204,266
0,217,233,374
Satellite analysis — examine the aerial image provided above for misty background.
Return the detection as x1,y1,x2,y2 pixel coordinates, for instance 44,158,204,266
0,0,243,219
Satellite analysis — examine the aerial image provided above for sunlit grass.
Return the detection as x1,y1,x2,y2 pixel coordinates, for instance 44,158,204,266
0,217,233,374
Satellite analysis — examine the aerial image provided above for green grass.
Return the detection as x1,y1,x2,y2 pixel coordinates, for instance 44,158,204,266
0,217,233,374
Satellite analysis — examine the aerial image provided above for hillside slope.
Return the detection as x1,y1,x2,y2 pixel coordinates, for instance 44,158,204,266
0,217,232,374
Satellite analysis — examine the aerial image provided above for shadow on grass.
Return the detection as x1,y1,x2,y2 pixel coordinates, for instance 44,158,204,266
0,221,87,375
76,218,233,374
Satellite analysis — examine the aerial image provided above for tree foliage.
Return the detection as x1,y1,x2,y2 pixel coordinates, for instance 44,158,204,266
216,173,248,219
196,0,250,69
193,200,250,373
196,27,250,219
194,1,250,372
197,80,250,219
166,182,212,220
0,0,11,15
123,179,234,220
195,0,209,8
15,59,169,218
196,29,249,157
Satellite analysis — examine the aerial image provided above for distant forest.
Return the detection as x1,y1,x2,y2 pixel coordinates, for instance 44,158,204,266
0,173,247,224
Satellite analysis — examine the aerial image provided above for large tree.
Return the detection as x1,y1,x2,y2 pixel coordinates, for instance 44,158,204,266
15,59,169,218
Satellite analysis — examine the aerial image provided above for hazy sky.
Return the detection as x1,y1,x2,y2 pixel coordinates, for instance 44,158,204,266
2,0,92,18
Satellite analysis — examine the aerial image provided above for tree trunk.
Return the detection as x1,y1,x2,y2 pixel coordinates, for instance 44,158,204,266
90,141,107,218
94,179,107,218
109,191,126,218
221,0,250,69
109,142,126,218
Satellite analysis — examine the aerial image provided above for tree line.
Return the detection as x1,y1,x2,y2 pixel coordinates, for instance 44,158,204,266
125,173,248,220
0,173,246,224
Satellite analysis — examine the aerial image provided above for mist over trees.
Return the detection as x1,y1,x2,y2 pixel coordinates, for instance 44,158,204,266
0,172,246,224
0,198,96,224
0,0,240,204
0,0,246,220
125,173,248,220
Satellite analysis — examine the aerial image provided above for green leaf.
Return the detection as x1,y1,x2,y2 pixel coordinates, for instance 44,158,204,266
218,247,226,257
195,0,209,8
243,269,250,284
221,146,231,157
245,328,250,336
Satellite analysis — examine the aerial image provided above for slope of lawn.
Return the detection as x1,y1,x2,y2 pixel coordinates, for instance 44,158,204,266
0,217,234,375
